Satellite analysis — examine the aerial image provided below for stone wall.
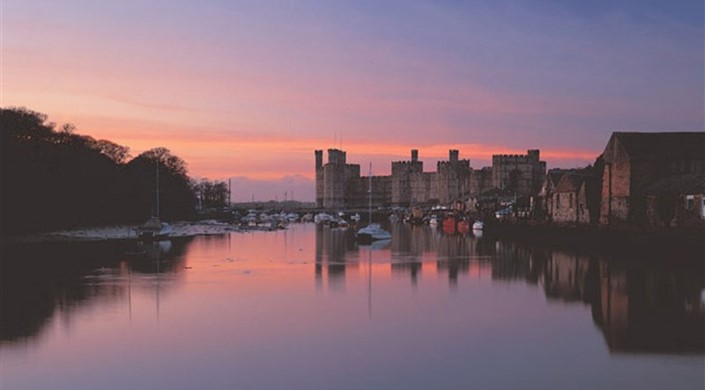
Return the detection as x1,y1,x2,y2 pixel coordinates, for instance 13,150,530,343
552,185,590,224
391,157,423,206
492,150,546,195
316,147,544,210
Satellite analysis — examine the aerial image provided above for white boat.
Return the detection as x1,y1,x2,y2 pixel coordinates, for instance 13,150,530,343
472,221,484,230
356,223,391,242
314,213,332,224
137,217,173,240
356,163,391,243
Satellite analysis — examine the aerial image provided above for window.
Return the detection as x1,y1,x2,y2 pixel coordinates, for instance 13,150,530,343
686,195,694,211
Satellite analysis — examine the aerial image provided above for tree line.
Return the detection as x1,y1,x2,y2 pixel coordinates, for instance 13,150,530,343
1,107,229,234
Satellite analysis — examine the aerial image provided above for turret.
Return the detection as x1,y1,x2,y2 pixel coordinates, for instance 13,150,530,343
315,150,323,169
449,149,459,163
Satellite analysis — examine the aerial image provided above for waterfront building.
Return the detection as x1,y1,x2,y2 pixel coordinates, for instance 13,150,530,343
492,149,546,195
551,172,595,224
644,174,705,228
599,132,705,225
539,169,574,221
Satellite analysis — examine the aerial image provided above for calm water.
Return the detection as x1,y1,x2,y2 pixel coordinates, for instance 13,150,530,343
1,223,703,389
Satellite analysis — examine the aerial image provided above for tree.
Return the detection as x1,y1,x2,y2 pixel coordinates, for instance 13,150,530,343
93,139,131,164
194,179,229,209
125,148,196,221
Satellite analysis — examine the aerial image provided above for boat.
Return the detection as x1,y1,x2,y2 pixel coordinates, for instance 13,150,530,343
337,218,350,229
356,223,391,243
137,160,172,240
457,219,470,234
429,215,438,226
137,216,173,240
356,163,391,243
314,212,332,224
442,215,457,234
472,221,484,230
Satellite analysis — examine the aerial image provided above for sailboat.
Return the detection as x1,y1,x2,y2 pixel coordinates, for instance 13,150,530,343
356,163,391,243
137,160,173,240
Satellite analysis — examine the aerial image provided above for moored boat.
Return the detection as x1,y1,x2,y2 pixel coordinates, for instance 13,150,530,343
137,216,173,240
356,223,391,243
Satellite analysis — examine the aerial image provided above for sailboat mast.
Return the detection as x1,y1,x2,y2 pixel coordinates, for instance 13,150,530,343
155,160,160,219
368,163,372,224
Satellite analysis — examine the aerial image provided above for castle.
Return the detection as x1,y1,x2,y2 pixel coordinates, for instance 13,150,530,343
315,148,546,209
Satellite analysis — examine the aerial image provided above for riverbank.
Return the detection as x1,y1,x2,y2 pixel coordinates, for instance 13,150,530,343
484,220,704,261
2,220,253,244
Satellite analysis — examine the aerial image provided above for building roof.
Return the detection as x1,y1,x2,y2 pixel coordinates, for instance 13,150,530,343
644,174,705,195
545,169,576,187
554,174,586,193
613,132,705,160
554,170,599,193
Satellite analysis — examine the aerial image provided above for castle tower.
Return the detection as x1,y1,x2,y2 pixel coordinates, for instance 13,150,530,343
391,149,424,206
491,149,546,195
449,149,459,163
315,150,324,207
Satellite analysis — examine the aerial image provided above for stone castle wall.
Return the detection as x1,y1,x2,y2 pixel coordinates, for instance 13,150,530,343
492,149,546,196
315,148,544,210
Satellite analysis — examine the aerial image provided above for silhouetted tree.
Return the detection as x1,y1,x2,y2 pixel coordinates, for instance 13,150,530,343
194,179,229,210
125,148,196,222
1,107,199,233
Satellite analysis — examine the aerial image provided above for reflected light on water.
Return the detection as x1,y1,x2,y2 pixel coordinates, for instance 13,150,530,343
1,223,703,390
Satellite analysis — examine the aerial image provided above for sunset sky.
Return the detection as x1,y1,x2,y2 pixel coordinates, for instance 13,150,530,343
3,0,703,201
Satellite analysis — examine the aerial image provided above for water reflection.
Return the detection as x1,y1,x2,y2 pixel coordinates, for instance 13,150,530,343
1,224,703,363
0,238,191,345
312,223,705,354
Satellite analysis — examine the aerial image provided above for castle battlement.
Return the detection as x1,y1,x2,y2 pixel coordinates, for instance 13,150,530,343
315,147,544,208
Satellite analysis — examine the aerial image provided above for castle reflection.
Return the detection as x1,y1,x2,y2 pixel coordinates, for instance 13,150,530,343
2,224,702,358
314,223,705,354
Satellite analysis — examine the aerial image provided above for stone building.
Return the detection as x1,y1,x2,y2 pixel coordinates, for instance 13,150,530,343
436,150,472,205
539,169,573,221
551,173,593,224
599,132,705,225
644,174,705,228
391,149,424,206
315,149,362,209
492,150,546,195
315,147,545,210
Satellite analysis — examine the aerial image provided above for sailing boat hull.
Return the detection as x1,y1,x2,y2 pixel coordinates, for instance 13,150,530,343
137,217,173,240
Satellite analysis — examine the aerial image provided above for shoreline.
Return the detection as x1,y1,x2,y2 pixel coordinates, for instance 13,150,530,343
2,221,251,244
484,221,705,261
